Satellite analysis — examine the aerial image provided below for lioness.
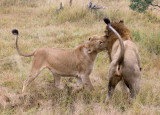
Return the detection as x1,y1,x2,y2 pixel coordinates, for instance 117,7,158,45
89,18,141,103
12,29,107,93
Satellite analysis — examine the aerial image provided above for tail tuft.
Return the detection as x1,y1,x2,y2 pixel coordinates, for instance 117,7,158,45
103,18,110,25
12,29,19,35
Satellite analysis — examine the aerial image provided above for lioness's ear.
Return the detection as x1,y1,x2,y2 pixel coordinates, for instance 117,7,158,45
85,45,93,54
87,48,93,53
119,20,124,23
86,47,93,53
87,47,94,53
88,37,91,41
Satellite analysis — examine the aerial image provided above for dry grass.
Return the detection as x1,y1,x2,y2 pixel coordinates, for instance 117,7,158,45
0,0,160,114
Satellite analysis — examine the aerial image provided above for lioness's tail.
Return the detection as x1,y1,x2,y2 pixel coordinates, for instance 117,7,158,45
104,18,124,65
12,29,35,57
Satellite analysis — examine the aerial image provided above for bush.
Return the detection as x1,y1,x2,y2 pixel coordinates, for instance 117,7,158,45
129,0,153,12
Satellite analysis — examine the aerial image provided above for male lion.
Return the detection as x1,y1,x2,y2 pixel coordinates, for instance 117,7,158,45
89,18,141,103
12,29,107,93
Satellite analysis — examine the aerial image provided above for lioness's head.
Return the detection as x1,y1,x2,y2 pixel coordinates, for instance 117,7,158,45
85,35,107,53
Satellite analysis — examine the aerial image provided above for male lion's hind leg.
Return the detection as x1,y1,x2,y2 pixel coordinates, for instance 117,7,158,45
123,67,141,103
124,80,135,104
118,80,129,93
105,61,122,104
124,76,140,104
105,75,121,104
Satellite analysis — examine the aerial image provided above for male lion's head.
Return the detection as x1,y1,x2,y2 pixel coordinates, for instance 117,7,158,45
89,19,132,47
104,19,133,56
88,18,133,61
104,19,132,42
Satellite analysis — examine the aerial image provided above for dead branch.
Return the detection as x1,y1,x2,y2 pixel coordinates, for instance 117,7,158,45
70,0,72,7
88,2,105,12
151,3,160,8
88,2,92,8
55,2,64,13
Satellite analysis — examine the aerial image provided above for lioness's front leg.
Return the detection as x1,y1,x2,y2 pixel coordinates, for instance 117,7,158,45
50,71,63,90
72,77,83,93
54,75,64,90
81,75,94,91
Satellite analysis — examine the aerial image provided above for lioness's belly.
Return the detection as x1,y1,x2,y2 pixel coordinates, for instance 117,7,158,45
45,48,80,76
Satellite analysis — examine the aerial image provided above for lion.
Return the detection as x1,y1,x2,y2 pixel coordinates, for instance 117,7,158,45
89,18,141,103
12,29,107,93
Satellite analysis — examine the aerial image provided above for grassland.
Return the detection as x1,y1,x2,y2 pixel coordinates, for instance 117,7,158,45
0,0,160,114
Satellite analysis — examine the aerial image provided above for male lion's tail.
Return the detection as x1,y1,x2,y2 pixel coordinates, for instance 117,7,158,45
12,29,35,57
103,18,124,65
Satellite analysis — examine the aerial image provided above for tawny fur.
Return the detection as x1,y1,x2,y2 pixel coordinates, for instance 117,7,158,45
104,21,133,61
90,19,141,103
12,30,107,93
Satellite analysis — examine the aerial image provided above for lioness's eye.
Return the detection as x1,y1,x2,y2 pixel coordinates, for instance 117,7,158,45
88,38,91,41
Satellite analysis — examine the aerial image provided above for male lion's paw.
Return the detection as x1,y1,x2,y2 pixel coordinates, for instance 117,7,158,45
129,97,135,105
105,97,110,105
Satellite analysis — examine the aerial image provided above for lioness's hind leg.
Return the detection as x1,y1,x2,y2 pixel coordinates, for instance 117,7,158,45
22,67,43,93
22,57,45,93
